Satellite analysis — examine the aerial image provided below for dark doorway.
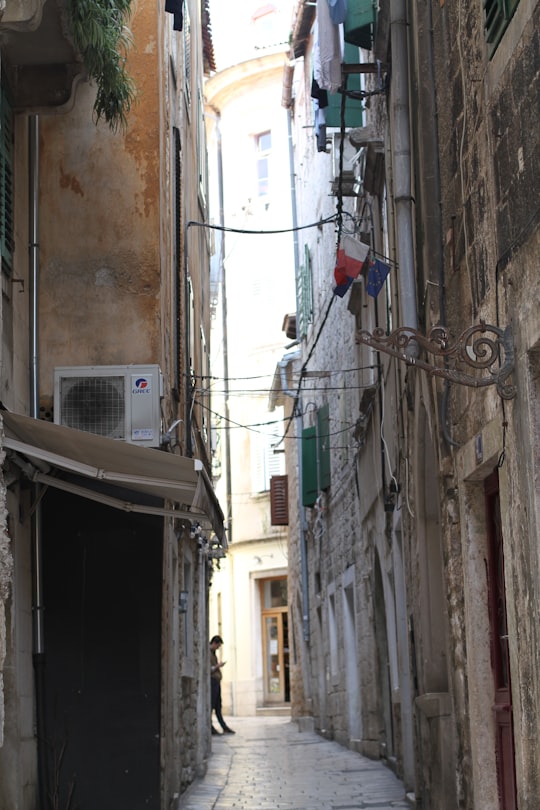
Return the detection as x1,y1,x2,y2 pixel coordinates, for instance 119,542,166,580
485,471,517,810
374,555,393,761
41,488,162,809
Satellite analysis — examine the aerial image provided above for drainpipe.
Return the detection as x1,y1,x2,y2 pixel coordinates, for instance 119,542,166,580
296,401,310,643
423,1,458,448
29,116,39,419
287,109,301,317
29,113,48,809
278,356,309,642
390,0,418,342
184,222,193,459
214,111,233,546
285,108,309,642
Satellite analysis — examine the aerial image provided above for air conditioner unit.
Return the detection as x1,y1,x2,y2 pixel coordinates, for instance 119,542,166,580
330,135,365,196
54,365,163,448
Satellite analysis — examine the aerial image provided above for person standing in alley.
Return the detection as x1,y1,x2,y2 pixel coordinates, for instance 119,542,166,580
210,635,235,735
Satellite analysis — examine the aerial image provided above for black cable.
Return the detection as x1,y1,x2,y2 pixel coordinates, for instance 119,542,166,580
187,214,339,237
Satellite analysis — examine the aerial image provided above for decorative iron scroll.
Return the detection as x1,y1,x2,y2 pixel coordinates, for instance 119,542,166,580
356,321,516,400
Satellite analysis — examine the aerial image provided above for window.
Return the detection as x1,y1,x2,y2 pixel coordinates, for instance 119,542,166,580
252,4,278,48
256,131,271,197
328,588,338,678
261,577,288,609
252,418,284,493
270,475,289,525
301,405,331,507
0,86,14,273
343,0,377,50
483,0,520,56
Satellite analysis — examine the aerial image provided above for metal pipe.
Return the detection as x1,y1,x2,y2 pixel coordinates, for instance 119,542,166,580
29,115,39,420
423,0,459,448
184,222,193,458
285,110,309,642
297,405,310,642
278,356,309,642
390,0,418,343
29,113,49,809
288,109,301,338
215,113,233,545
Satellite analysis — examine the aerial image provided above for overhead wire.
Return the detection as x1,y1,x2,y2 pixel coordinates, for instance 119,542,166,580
188,213,341,237
193,397,364,442
194,362,378,383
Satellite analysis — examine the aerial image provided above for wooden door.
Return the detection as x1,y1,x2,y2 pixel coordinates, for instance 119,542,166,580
260,577,290,703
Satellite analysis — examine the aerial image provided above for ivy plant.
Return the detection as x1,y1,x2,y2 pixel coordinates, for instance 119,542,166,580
66,0,136,133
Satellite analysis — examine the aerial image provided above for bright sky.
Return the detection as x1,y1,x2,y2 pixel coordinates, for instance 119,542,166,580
208,0,294,71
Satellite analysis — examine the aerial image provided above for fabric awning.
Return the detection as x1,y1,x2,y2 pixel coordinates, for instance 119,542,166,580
2,410,226,545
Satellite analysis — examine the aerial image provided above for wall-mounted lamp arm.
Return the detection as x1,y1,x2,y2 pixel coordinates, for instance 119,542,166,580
356,321,516,400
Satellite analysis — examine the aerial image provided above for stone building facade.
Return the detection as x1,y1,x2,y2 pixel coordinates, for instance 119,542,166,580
272,1,540,808
0,1,224,808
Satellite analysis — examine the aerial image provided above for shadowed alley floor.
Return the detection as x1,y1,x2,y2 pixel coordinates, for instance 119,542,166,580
179,716,409,809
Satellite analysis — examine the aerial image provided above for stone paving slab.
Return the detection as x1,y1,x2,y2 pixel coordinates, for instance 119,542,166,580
179,717,409,810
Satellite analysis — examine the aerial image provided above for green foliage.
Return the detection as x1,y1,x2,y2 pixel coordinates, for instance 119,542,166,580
66,0,136,133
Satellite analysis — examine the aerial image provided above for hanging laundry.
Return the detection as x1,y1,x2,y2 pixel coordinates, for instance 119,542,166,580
327,0,348,25
165,0,183,31
366,257,390,297
311,78,329,109
314,103,328,152
315,1,342,93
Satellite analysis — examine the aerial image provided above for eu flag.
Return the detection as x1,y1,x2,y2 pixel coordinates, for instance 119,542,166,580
366,258,390,298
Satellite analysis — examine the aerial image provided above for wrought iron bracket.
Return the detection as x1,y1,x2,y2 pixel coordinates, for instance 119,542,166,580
356,321,516,400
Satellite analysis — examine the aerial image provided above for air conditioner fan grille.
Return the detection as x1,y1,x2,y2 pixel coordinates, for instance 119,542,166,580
60,376,125,438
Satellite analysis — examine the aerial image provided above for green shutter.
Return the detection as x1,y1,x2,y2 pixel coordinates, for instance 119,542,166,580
326,44,364,129
301,406,332,507
302,426,318,507
483,0,520,55
344,0,376,50
0,87,14,272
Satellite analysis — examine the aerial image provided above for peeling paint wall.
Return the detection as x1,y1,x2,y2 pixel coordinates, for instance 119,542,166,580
0,0,217,805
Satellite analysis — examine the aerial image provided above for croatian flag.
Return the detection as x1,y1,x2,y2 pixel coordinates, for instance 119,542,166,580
342,235,370,278
333,254,353,297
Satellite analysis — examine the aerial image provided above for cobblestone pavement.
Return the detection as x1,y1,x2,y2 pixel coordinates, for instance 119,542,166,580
179,716,410,810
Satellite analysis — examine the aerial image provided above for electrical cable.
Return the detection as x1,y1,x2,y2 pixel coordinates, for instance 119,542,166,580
193,363,379,383
194,397,363,442
187,213,340,237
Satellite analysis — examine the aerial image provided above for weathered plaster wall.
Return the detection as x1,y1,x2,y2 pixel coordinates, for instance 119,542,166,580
38,3,163,404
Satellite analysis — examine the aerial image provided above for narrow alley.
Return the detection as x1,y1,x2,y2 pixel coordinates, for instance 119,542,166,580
180,717,409,810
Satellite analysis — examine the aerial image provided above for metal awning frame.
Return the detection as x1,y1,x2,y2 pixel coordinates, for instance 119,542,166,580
2,411,226,544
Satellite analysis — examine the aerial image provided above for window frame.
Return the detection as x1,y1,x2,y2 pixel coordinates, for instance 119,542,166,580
255,130,271,198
